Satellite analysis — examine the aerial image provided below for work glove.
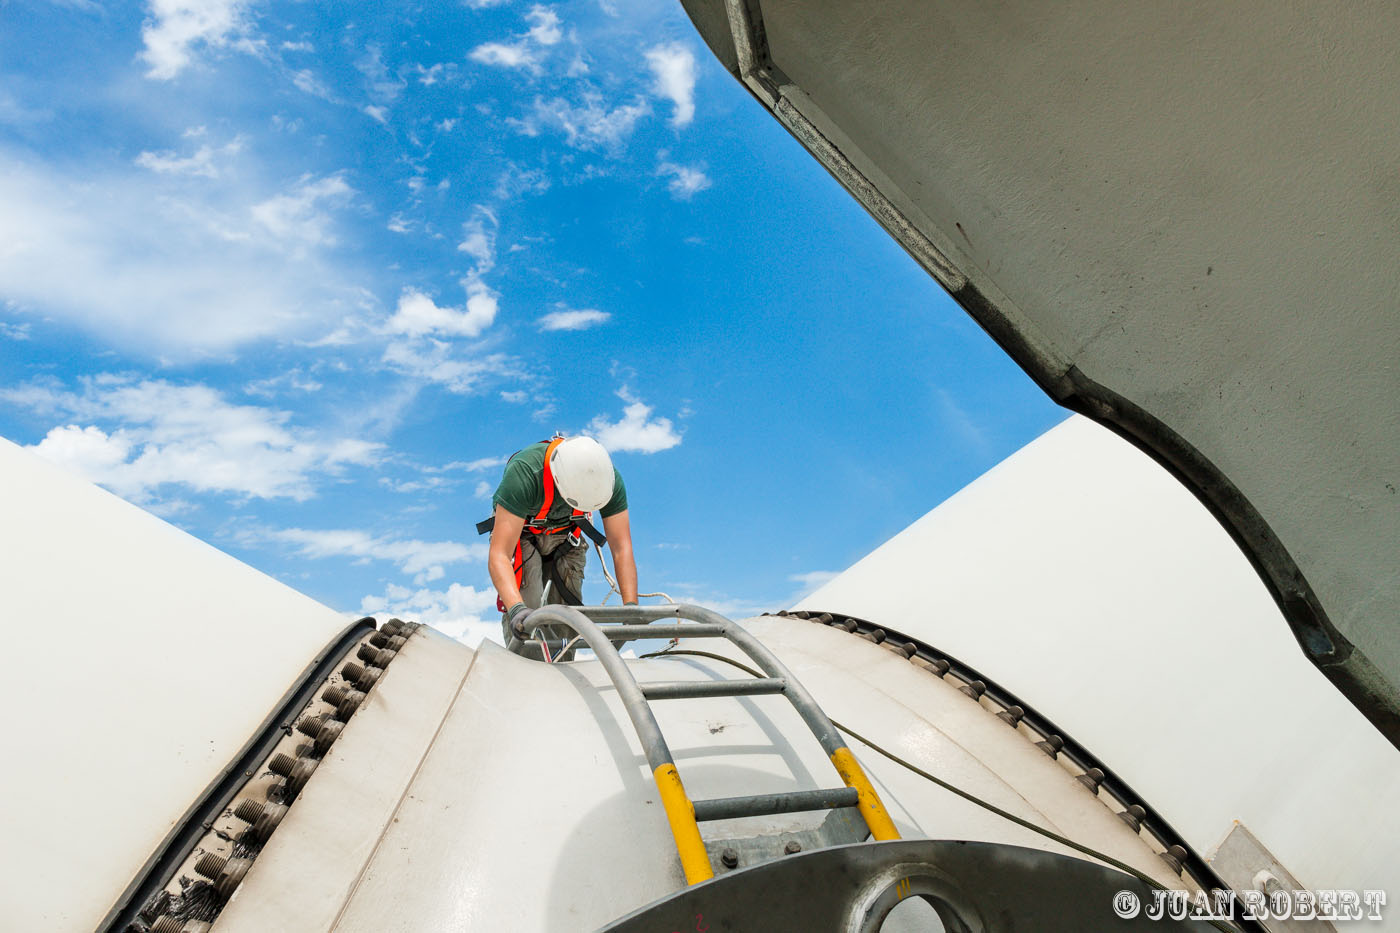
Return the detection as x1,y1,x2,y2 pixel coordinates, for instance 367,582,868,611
505,602,536,637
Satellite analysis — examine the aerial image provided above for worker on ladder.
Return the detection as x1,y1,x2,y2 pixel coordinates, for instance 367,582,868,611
478,435,638,660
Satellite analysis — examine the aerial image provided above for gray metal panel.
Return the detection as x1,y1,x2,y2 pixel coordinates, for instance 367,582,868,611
679,0,1400,744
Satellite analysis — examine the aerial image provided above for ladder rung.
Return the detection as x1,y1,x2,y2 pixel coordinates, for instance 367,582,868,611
691,787,860,822
601,623,726,640
640,678,786,700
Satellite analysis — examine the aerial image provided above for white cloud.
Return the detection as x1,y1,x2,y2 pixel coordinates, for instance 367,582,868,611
0,320,32,340
462,0,510,8
525,6,562,45
657,160,711,200
644,43,697,127
587,387,682,454
141,0,255,80
135,137,242,179
538,307,610,331
437,118,458,132
469,41,538,71
281,40,313,52
468,5,563,72
519,94,650,153
381,340,515,394
387,281,498,339
360,581,501,646
387,213,412,233
363,104,389,124
357,44,405,105
500,390,528,404
291,69,332,99
264,527,485,585
789,570,840,600
474,480,492,498
5,376,382,502
440,455,507,472
0,152,369,355
250,174,354,247
493,164,551,200
456,207,497,276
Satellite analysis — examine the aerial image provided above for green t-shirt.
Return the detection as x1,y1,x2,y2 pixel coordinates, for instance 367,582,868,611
492,441,627,524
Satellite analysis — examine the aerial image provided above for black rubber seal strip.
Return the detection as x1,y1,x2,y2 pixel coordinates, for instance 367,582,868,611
95,616,376,933
782,609,1265,931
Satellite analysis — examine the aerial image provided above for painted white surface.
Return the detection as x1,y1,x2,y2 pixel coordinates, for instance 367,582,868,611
798,416,1400,905
219,618,1183,932
0,435,348,932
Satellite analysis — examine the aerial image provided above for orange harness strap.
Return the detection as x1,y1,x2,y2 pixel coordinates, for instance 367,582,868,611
529,437,584,541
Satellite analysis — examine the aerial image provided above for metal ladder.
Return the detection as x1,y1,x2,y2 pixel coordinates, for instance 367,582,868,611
514,603,900,884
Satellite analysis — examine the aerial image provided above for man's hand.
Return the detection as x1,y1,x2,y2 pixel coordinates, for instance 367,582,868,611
505,601,535,637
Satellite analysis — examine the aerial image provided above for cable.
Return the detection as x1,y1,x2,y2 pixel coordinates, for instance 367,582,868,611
593,542,675,605
638,647,1241,933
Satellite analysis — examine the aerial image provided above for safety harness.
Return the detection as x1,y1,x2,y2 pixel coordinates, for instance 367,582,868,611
476,437,607,610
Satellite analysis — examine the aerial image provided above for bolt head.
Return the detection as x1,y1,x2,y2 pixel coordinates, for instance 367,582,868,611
784,840,802,855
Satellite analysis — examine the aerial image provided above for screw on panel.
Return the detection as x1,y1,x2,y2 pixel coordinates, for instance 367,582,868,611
150,916,183,933
1036,735,1064,759
1160,844,1188,875
369,632,391,649
997,705,1025,727
720,848,739,869
312,718,344,754
355,666,383,692
256,802,289,842
838,619,858,633
297,716,325,739
812,612,832,624
860,628,886,644
381,618,406,636
1118,804,1146,832
959,679,986,700
210,857,251,899
288,756,319,796
269,753,296,778
386,635,408,651
335,689,367,721
194,853,226,881
322,685,347,706
1075,768,1105,793
783,840,802,855
912,656,951,676
234,799,264,824
884,640,917,658
341,661,365,683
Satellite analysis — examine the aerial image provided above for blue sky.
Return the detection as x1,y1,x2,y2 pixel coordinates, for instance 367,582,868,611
0,0,1063,643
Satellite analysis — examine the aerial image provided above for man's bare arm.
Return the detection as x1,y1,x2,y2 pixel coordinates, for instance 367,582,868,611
488,505,527,609
602,509,638,604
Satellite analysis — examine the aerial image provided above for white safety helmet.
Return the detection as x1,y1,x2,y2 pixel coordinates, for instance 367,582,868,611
550,436,615,512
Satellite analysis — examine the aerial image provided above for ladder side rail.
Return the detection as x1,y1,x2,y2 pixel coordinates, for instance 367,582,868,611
571,603,901,842
670,604,903,843
525,605,715,884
